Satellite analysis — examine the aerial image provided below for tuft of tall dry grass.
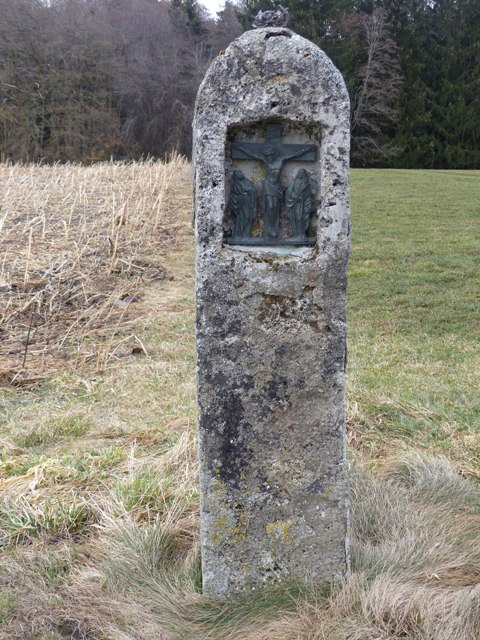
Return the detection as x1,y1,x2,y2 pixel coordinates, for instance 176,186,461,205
0,156,190,386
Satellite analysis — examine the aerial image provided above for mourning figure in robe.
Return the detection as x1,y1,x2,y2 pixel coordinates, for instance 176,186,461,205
226,170,257,240
285,169,315,240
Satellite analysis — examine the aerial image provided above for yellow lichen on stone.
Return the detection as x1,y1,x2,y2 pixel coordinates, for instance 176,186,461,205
211,510,250,545
211,472,228,498
323,484,334,498
267,74,288,85
210,472,252,545
265,518,298,544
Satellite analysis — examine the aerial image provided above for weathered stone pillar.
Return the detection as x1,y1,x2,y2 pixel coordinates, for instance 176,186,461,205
194,25,350,600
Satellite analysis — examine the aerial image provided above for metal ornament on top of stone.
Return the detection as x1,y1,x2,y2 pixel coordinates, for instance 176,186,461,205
252,5,290,28
225,123,318,245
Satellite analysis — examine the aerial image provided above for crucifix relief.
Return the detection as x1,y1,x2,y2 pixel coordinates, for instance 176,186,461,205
225,123,318,246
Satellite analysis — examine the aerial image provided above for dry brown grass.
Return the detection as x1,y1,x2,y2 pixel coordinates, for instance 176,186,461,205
3,446,477,640
0,156,190,385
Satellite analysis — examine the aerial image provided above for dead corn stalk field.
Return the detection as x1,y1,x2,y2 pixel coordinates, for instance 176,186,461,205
0,162,479,640
0,157,190,385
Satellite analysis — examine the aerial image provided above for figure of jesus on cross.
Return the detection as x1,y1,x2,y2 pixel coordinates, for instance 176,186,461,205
231,124,316,240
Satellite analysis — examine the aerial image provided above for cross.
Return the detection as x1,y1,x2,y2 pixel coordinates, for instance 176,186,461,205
231,123,316,163
231,124,316,240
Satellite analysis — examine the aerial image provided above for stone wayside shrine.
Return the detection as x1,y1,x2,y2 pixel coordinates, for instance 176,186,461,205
193,17,351,599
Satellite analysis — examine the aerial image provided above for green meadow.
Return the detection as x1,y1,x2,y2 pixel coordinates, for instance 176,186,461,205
0,164,478,639
349,170,480,474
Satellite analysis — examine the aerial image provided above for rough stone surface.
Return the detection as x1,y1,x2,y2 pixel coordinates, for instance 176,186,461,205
194,26,350,600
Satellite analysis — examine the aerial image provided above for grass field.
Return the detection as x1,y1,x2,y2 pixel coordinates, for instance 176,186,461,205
349,169,480,475
0,162,479,639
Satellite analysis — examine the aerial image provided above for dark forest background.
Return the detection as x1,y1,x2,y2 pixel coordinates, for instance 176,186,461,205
1,0,479,168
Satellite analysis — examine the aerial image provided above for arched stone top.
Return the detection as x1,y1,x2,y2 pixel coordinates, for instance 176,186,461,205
195,28,349,129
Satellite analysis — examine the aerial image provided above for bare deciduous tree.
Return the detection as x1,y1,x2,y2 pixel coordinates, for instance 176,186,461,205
339,9,403,165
